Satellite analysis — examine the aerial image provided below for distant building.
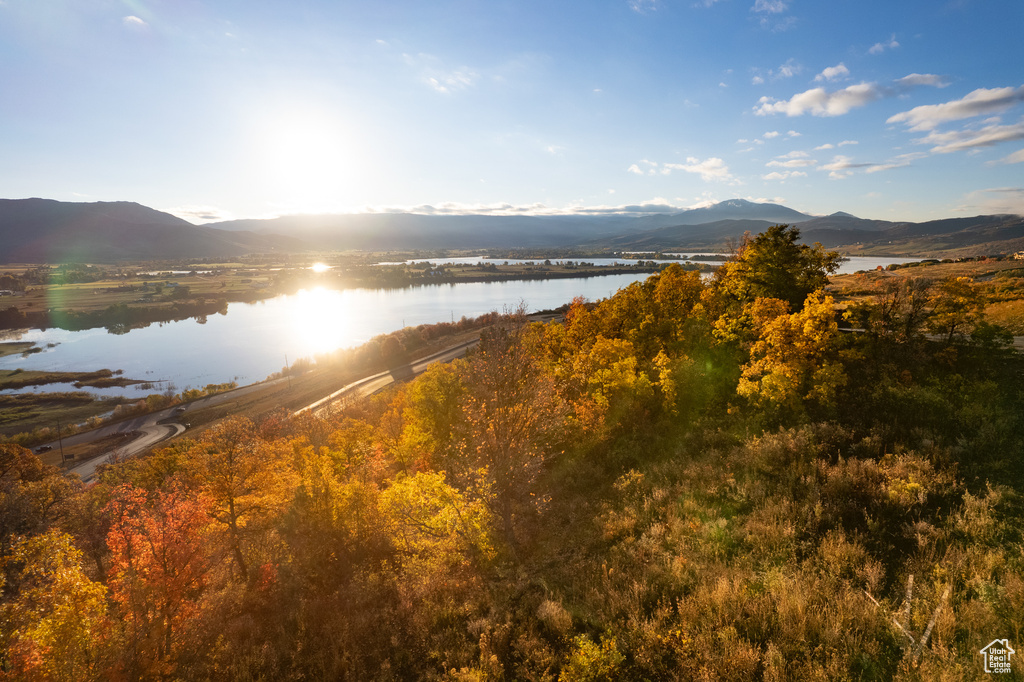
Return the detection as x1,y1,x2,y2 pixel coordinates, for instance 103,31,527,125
1013,251,1024,260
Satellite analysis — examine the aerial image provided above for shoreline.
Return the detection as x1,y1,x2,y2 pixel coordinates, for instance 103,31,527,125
0,264,684,334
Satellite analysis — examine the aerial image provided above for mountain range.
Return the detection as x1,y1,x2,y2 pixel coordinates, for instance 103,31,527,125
0,197,1021,263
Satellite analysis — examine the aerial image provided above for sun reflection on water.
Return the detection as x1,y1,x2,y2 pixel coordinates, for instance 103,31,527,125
287,287,354,356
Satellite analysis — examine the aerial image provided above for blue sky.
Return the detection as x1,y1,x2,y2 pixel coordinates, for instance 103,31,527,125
1,0,1022,224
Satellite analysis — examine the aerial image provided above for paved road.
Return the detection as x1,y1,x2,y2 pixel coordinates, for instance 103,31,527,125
56,338,479,480
297,337,479,416
56,378,286,481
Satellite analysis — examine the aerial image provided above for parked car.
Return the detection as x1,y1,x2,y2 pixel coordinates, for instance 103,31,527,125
34,445,53,453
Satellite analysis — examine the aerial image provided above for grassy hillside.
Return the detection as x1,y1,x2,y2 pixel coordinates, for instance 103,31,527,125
2,227,1022,680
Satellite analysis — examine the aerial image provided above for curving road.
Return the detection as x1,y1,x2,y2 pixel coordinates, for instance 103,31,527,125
57,338,480,481
57,378,287,481
296,337,479,416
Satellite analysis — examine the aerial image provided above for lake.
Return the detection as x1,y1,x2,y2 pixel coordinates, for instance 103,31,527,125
0,256,919,397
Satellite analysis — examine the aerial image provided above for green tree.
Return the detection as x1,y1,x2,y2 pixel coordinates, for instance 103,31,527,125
711,224,841,310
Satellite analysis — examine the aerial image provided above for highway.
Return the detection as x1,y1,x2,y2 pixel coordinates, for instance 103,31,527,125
56,337,480,481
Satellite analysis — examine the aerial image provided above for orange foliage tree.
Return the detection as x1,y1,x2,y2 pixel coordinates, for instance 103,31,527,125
104,483,211,677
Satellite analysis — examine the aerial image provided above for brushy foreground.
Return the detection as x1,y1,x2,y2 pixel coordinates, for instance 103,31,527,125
1,226,1022,681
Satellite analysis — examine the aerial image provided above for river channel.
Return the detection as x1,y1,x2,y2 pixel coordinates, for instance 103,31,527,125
0,257,918,397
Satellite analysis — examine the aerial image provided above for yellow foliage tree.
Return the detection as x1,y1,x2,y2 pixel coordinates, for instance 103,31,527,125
184,417,297,581
926,276,986,344
737,292,846,411
0,530,107,681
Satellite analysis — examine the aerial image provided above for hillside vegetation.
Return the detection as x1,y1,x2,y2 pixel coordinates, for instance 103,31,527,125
1,226,1022,680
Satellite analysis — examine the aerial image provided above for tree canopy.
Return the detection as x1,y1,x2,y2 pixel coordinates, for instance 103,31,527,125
712,224,842,309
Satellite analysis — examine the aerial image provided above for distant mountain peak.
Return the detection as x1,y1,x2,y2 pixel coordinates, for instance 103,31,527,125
830,211,858,218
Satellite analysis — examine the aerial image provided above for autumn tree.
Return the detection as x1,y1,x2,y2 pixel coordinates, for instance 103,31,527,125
183,417,296,581
736,292,847,414
399,361,468,476
0,444,77,562
711,224,841,311
926,276,986,344
849,277,931,343
590,265,705,359
0,530,108,681
104,483,211,677
461,307,566,553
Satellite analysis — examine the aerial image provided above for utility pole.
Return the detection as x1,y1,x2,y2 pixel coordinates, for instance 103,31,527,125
285,354,291,390
55,417,66,463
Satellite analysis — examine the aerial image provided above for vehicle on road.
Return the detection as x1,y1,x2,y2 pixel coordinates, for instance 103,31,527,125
34,445,53,453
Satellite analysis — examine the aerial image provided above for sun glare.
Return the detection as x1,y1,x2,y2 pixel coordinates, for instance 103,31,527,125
310,262,331,273
256,107,353,212
288,287,353,356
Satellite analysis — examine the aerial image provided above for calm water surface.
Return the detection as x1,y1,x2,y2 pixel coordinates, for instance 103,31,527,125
0,274,653,395
0,256,920,396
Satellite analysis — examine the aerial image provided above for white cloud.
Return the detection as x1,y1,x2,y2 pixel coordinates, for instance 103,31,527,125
887,85,1024,131
762,171,807,180
838,140,858,146
763,130,780,139
820,156,865,170
863,153,924,174
756,73,950,118
662,157,735,182
895,73,949,89
751,0,795,30
786,130,801,137
819,155,872,179
627,164,645,175
812,151,922,179
753,0,787,12
720,82,728,88
869,34,899,55
355,200,765,217
752,75,765,85
165,205,234,224
426,70,477,94
766,157,816,168
122,15,148,28
918,120,1024,154
776,59,800,79
992,148,1024,165
755,82,881,117
814,143,834,150
777,150,810,158
404,53,479,94
814,63,849,83
955,187,1024,216
629,0,660,13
